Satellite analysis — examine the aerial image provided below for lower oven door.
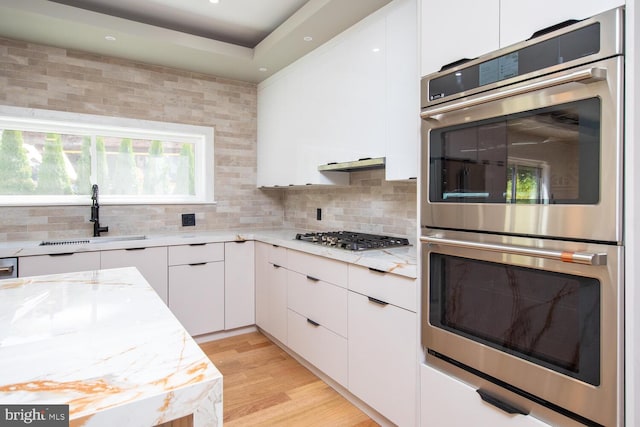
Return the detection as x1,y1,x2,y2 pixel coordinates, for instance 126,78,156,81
421,230,623,427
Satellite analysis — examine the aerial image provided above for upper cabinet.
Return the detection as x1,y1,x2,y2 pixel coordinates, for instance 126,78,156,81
257,0,419,186
420,0,624,78
420,0,499,77
385,0,420,180
499,0,625,48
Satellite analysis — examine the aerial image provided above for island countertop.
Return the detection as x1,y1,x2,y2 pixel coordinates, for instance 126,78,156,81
0,267,222,426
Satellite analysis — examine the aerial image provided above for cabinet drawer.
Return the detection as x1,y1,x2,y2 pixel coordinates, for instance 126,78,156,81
287,270,347,338
287,309,348,388
168,243,224,266
348,265,417,312
19,252,101,277
420,364,552,427
267,244,287,267
287,249,347,288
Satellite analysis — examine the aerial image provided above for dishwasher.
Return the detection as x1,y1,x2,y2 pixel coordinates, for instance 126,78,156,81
0,258,18,280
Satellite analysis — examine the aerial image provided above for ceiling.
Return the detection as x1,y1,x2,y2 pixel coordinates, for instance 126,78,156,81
0,0,392,83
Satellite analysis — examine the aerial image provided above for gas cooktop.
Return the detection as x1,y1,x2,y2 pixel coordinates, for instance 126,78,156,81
295,231,410,251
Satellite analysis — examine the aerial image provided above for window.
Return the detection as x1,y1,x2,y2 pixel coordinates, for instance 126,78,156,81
0,106,214,205
506,157,549,204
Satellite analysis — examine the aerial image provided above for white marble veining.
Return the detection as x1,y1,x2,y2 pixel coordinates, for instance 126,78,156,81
0,267,222,427
0,228,417,279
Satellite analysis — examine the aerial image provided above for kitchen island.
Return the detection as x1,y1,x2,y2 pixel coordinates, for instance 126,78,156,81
0,267,222,426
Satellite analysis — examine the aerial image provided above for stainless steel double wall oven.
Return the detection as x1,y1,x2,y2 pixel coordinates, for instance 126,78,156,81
420,7,624,427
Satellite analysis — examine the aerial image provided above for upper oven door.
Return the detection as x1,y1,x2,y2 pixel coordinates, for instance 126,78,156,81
420,55,623,243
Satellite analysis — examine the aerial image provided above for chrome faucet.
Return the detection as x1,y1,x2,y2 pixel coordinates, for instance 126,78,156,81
90,184,109,237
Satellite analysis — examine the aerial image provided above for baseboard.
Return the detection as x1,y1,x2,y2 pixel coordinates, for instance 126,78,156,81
193,325,257,344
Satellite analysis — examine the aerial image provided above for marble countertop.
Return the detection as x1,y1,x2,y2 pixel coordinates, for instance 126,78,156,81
0,267,222,426
0,229,417,279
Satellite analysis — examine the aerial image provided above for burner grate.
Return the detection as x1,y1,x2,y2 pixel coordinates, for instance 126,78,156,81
295,231,410,251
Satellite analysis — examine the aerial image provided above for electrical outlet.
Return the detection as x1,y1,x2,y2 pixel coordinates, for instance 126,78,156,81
316,208,322,221
182,213,196,227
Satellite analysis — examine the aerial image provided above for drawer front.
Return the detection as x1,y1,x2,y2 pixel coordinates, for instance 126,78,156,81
348,265,417,312
268,244,288,267
168,261,225,336
287,270,347,338
287,309,348,388
287,249,348,288
168,243,224,266
19,252,101,277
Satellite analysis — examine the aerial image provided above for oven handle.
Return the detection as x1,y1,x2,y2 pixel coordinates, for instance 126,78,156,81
420,236,607,266
420,67,607,118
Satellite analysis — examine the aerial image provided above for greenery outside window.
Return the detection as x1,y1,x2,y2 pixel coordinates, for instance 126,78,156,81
0,106,214,206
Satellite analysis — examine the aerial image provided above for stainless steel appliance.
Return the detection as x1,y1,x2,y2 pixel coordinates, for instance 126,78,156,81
421,7,624,243
0,258,18,280
295,231,410,251
420,7,625,427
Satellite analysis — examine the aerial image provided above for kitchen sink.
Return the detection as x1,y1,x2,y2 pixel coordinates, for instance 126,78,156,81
40,235,147,246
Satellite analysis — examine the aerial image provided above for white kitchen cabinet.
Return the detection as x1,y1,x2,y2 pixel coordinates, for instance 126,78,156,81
100,246,168,303
254,242,288,344
420,0,499,77
167,243,225,336
19,252,100,277
224,241,255,330
258,0,419,186
348,264,417,312
420,364,551,427
287,269,348,338
386,0,420,180
287,309,349,388
286,265,349,387
168,262,224,336
348,290,417,427
499,0,625,48
286,249,348,289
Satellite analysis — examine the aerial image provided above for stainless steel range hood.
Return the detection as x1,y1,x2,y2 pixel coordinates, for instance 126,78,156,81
318,157,385,172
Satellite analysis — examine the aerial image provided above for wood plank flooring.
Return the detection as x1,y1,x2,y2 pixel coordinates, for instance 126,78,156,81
199,331,379,426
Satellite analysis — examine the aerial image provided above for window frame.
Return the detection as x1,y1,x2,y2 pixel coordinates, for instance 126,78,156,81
0,106,215,206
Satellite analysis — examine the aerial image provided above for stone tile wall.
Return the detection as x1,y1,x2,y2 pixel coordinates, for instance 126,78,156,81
0,37,285,241
0,37,417,242
283,169,417,242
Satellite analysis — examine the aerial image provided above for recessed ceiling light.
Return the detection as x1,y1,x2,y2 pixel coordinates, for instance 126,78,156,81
105,35,116,41
372,47,380,53
303,36,313,42
209,0,220,3
258,67,268,72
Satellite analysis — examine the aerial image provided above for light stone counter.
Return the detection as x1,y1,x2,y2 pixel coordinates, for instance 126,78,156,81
0,267,222,427
0,228,417,279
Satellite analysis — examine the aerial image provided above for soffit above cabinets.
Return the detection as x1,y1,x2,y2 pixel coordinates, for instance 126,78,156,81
0,0,392,83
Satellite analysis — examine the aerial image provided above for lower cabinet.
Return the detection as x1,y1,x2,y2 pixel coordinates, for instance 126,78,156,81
348,290,417,427
19,252,101,277
167,243,225,336
254,242,288,344
287,268,348,387
420,364,552,427
287,309,348,388
224,241,255,330
100,247,168,303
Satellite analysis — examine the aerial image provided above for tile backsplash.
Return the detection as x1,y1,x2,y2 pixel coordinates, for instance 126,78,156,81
0,37,416,242
283,169,417,242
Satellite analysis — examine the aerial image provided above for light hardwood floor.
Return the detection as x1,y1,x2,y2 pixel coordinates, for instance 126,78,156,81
199,331,379,426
